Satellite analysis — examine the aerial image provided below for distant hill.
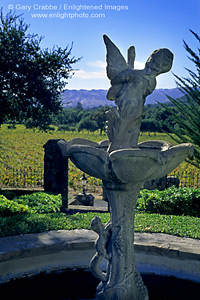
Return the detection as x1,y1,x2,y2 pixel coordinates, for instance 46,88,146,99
61,88,184,108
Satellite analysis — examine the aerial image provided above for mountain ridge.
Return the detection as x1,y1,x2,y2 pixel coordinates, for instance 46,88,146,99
61,88,184,108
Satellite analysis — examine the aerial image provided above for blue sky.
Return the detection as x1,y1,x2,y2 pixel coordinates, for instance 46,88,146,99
1,0,200,90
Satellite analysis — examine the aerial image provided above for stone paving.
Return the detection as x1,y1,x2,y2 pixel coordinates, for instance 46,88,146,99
0,229,199,263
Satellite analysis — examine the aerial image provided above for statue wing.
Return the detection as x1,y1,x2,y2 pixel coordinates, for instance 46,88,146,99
103,35,128,80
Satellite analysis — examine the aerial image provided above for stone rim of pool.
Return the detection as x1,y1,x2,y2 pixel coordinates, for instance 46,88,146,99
0,229,200,285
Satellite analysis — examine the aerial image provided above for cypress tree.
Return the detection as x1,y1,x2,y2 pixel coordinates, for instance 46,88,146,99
163,30,200,168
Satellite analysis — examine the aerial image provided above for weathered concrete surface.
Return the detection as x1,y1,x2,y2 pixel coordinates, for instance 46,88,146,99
134,232,200,260
0,230,199,284
0,230,97,261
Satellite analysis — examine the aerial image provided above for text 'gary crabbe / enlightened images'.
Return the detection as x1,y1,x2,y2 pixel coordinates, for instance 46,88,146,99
7,3,129,20
7,3,129,18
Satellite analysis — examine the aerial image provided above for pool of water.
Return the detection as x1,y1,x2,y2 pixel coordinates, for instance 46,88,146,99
0,269,200,300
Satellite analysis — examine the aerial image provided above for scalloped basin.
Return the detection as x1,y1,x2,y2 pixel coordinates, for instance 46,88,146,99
109,143,194,183
64,139,194,184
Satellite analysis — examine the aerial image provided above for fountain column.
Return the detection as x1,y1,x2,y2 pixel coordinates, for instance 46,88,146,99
95,182,148,300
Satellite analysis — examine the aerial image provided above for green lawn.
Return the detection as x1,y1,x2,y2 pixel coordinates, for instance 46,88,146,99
0,191,199,239
0,211,199,239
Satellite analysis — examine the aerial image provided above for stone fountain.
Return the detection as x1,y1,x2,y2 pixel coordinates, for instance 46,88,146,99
58,35,194,300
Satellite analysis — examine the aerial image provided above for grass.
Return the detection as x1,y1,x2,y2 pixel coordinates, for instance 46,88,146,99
0,191,199,239
134,213,200,239
0,211,199,239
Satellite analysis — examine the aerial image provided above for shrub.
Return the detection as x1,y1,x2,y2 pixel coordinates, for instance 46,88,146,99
137,187,200,217
0,195,29,217
57,125,70,132
13,192,62,213
0,189,17,199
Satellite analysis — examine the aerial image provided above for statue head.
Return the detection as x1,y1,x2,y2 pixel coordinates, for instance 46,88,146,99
145,48,174,75
91,216,103,234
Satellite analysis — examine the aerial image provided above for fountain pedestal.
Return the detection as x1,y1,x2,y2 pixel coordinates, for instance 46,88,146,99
95,182,148,300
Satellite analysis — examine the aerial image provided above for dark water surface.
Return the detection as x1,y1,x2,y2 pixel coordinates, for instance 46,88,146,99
0,269,200,300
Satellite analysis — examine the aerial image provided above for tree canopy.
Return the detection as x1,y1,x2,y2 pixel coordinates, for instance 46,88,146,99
0,10,79,131
161,30,200,167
